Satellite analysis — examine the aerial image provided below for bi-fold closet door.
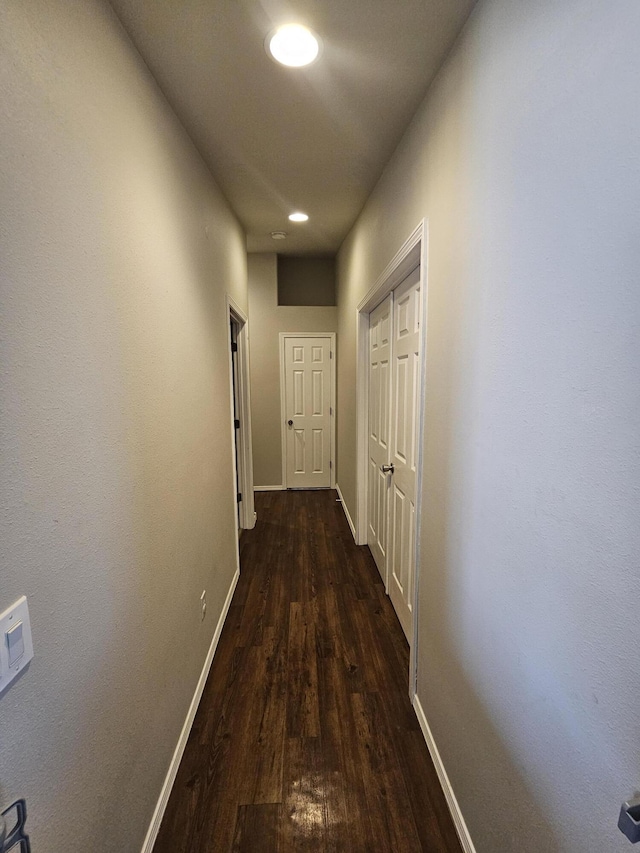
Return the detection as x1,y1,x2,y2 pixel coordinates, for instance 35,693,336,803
367,264,421,643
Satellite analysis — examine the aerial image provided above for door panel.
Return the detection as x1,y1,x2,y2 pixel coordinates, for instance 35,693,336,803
367,294,392,581
284,336,332,488
388,266,421,642
294,429,305,473
394,354,409,463
293,370,304,414
312,429,323,472
312,371,323,414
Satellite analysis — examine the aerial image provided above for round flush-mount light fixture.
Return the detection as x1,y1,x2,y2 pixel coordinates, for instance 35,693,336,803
288,212,309,222
271,230,288,240
266,24,321,68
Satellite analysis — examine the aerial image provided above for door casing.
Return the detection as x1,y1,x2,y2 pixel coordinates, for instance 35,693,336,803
227,295,256,533
279,332,336,490
355,221,428,699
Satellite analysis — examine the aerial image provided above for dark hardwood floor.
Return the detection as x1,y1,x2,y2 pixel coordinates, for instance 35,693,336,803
154,489,462,852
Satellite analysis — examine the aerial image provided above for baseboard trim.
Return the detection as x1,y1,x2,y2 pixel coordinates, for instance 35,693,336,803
140,567,240,853
413,694,477,853
254,485,284,492
335,483,357,542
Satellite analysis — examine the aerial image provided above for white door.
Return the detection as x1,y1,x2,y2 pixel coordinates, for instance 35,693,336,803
283,336,332,489
387,266,421,641
367,295,392,581
367,265,421,643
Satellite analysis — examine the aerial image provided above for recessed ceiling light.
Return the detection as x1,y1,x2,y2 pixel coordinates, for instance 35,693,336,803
267,24,321,68
288,212,309,222
271,231,288,240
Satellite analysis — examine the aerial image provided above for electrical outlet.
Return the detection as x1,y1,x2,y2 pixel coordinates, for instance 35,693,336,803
200,590,207,621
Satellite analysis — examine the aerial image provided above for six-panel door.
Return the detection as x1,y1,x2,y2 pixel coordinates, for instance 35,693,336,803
284,336,332,489
366,264,421,644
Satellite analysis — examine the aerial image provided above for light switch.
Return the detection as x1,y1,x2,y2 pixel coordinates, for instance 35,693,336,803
7,621,24,666
0,596,34,696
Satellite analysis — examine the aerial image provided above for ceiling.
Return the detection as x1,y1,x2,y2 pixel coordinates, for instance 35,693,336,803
109,0,476,255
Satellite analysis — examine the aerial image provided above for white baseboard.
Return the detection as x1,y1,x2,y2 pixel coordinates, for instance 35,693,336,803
335,483,356,542
140,567,240,853
413,694,477,853
254,485,284,492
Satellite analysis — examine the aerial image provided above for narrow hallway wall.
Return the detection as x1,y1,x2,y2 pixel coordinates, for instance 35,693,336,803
0,0,247,849
336,0,640,850
248,253,338,487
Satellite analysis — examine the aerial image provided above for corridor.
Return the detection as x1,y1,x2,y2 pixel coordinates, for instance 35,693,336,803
154,490,462,852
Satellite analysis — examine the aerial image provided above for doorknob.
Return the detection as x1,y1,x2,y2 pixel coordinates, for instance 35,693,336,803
381,463,394,474
287,419,293,426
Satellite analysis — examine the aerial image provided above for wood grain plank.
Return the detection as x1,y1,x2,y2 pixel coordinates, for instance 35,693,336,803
316,656,376,853
232,803,280,853
280,737,337,852
286,600,320,738
350,691,423,852
238,626,288,805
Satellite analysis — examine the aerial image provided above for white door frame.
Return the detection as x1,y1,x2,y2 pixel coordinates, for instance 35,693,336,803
355,221,428,698
227,294,256,531
279,332,336,490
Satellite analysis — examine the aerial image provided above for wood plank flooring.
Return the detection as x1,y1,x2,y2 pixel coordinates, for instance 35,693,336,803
154,489,462,853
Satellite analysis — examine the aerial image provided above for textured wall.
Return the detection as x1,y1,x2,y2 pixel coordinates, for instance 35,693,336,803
336,0,640,850
0,0,246,849
248,254,338,487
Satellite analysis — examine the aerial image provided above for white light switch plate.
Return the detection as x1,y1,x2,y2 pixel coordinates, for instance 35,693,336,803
0,596,34,696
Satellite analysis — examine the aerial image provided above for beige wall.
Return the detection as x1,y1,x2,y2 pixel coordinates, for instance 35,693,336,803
0,0,246,850
337,0,640,851
248,254,338,487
